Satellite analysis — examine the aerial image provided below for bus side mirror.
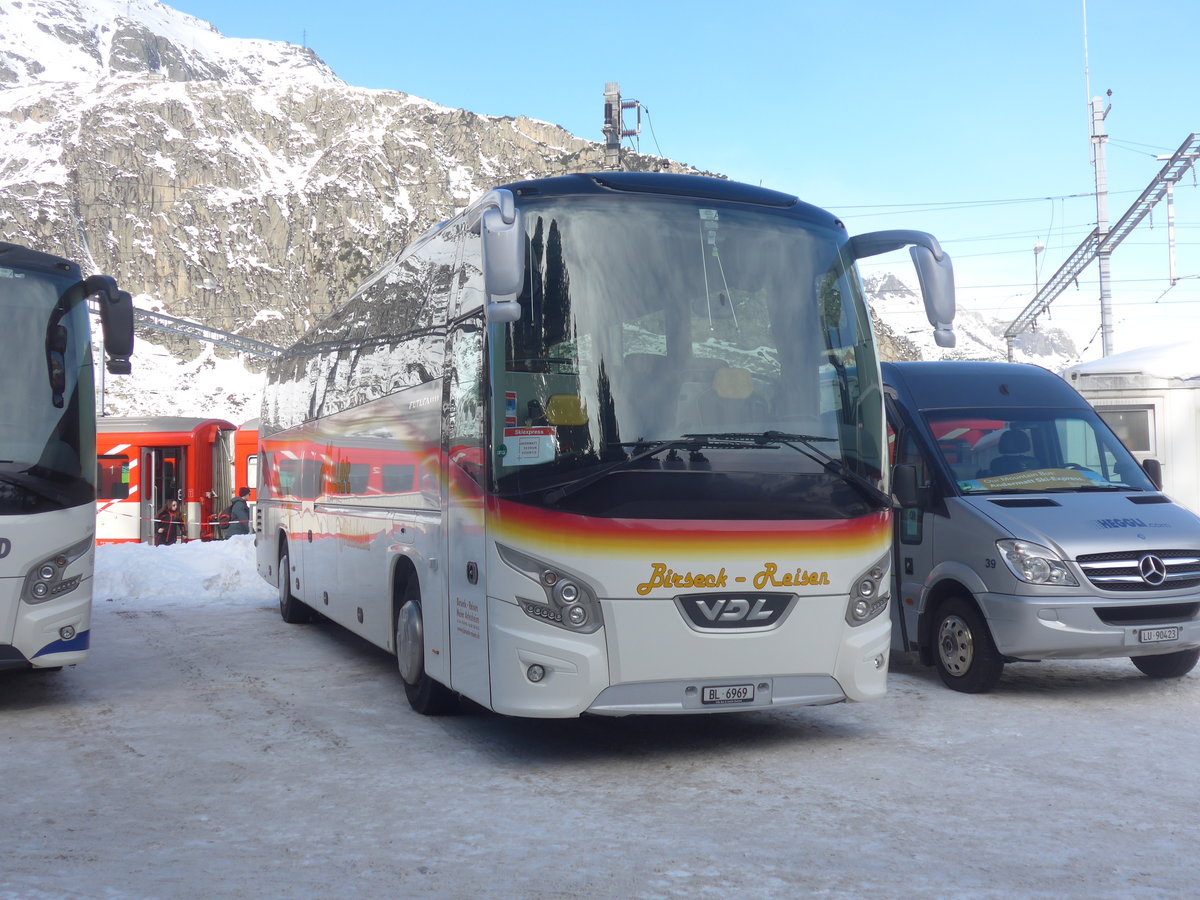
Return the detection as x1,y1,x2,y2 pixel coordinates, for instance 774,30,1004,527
85,274,134,374
910,245,956,349
1142,458,1163,491
845,230,956,348
892,464,920,509
470,189,525,324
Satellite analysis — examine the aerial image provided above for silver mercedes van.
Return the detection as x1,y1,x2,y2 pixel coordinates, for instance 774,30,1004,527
884,361,1200,692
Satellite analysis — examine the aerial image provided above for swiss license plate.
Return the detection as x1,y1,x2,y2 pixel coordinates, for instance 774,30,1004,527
701,683,755,705
1139,626,1180,644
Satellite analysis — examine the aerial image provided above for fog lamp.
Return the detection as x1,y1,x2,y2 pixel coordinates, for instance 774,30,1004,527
566,605,588,627
527,664,546,683
59,625,76,641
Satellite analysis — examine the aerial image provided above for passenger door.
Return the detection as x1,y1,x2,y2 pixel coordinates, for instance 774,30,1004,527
889,421,939,652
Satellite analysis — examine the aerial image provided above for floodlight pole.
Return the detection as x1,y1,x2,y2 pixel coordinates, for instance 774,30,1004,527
1091,95,1113,357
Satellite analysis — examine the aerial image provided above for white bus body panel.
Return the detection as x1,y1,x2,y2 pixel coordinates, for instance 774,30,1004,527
475,504,891,716
0,505,94,668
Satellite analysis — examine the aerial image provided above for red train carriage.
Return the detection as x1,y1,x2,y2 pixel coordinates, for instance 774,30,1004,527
96,417,237,544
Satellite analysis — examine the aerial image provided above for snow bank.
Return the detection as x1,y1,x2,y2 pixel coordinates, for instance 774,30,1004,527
93,534,274,608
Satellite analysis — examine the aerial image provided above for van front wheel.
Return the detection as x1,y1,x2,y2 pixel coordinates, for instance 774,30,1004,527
1131,647,1200,679
932,596,1004,693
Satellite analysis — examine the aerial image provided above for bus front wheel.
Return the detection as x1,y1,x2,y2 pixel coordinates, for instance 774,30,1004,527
396,579,457,715
932,596,1004,693
277,547,312,624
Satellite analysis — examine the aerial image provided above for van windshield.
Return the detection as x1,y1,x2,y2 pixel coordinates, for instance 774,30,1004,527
922,407,1157,494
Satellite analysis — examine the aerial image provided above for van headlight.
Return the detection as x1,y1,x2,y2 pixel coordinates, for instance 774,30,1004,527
997,539,1078,586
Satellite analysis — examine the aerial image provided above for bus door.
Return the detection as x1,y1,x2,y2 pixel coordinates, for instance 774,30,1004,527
141,447,185,542
444,319,489,703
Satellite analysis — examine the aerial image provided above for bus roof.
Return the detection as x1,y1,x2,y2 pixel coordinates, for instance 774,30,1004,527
0,241,81,279
499,172,841,228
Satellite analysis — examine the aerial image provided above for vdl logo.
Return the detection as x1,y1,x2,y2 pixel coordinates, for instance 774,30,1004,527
0,538,10,559
675,592,796,631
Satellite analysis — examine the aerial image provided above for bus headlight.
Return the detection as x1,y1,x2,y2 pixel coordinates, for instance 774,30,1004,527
22,537,92,605
497,544,603,634
845,556,890,626
997,539,1078,586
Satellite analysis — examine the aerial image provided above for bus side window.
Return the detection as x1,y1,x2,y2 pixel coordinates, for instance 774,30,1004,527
381,464,414,493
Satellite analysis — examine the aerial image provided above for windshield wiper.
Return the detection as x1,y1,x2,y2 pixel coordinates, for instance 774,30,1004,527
539,437,720,505
683,431,893,508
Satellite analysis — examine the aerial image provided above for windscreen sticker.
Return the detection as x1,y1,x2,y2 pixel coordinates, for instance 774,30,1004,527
504,391,518,427
958,468,1109,493
503,426,556,466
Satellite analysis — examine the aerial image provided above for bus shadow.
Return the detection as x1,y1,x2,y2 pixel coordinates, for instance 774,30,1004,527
442,694,869,765
0,667,77,710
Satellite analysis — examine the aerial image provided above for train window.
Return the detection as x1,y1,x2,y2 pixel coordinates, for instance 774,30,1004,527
97,455,130,500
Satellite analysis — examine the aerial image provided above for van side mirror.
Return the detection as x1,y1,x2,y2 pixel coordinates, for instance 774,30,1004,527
892,464,920,509
1142,458,1163,491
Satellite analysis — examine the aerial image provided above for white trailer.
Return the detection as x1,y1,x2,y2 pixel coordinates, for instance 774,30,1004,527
1063,340,1200,515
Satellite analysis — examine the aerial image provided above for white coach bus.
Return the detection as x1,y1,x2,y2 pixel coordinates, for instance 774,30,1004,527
0,241,133,672
256,172,955,717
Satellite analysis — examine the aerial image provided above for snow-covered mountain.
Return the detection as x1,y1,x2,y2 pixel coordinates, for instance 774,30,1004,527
1,0,1074,422
863,272,1078,365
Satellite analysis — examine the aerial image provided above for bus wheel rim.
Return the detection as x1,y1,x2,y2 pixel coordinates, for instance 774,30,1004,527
397,600,424,684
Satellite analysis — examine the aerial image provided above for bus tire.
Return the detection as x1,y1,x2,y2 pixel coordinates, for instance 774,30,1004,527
1131,647,1200,679
277,547,311,624
396,579,456,715
932,595,1003,693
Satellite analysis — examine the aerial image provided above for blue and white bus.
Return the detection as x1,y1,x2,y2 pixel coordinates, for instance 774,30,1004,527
0,241,132,671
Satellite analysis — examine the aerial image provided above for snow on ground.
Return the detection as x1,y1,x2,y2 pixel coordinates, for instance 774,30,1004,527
2,538,1198,898
93,533,272,607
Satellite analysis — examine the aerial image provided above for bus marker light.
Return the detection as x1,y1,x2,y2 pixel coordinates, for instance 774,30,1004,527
527,664,546,683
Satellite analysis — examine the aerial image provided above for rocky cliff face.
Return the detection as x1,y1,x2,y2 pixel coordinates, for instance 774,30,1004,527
0,0,691,355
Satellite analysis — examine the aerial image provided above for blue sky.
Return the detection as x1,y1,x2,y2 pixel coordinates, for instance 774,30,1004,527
174,0,1199,357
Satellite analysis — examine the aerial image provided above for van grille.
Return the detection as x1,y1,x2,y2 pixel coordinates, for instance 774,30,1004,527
1095,603,1200,625
1076,549,1200,592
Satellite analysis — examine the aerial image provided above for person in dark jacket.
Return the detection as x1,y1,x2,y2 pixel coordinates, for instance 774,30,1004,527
225,487,252,536
155,499,184,545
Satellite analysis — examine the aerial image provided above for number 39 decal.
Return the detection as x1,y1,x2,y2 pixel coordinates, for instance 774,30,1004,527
984,558,997,569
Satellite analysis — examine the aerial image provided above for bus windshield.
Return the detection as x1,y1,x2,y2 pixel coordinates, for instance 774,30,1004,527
0,263,96,514
923,407,1157,494
490,194,885,519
